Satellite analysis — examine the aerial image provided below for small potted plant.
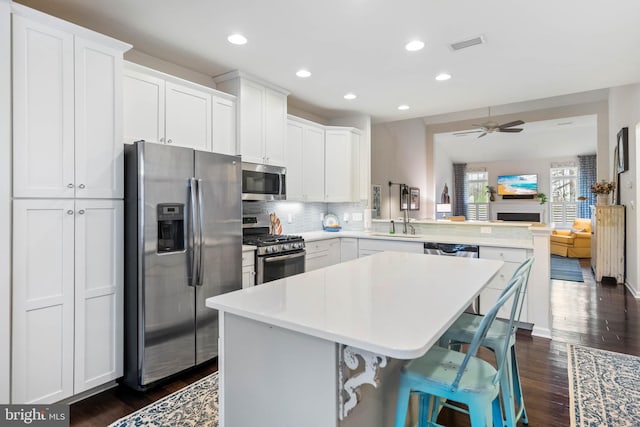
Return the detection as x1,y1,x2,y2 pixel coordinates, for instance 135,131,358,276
486,185,497,202
590,180,615,205
535,193,547,205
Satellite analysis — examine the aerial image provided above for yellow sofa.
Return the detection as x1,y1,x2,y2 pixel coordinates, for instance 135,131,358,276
550,218,592,258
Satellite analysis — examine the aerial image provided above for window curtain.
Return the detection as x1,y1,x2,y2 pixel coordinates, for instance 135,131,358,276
577,154,597,218
453,163,467,216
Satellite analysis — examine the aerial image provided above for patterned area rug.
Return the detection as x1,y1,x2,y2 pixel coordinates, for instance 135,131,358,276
568,344,640,426
551,255,584,282
109,372,219,427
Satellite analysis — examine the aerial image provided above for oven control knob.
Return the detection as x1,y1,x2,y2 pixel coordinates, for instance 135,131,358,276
293,243,301,249
283,244,290,251
266,246,274,254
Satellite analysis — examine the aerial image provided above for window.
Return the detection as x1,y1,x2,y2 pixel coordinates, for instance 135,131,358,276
466,171,489,220
550,165,578,227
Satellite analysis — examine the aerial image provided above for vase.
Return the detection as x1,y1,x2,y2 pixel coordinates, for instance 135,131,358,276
597,194,610,205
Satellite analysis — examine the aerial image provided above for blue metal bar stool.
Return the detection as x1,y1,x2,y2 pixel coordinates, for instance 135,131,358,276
394,272,526,427
438,257,534,427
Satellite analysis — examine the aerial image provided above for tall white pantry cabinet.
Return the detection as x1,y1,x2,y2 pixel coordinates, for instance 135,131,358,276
10,4,131,404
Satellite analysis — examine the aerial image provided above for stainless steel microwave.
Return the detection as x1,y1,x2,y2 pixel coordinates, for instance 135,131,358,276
241,162,286,201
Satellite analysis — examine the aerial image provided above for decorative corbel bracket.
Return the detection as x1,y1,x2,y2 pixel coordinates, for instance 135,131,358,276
338,345,388,420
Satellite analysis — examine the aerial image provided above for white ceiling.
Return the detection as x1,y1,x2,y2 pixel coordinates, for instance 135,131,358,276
15,0,640,123
435,114,597,163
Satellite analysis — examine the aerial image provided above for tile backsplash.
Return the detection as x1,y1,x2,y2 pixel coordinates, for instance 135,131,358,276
242,201,368,234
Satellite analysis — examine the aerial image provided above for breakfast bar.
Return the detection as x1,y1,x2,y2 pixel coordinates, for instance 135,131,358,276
206,252,503,427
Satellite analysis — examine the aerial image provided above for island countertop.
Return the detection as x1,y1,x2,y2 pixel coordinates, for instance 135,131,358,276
206,252,503,359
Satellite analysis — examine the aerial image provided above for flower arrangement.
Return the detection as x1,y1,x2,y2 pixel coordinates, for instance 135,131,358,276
535,193,547,205
590,180,616,195
486,185,497,201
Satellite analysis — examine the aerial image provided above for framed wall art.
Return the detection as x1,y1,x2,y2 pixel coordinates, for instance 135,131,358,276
617,127,629,174
409,187,420,210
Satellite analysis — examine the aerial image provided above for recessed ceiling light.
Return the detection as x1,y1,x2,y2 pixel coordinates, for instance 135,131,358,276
398,105,410,111
404,40,425,52
435,73,452,81
344,93,357,100
227,34,247,45
296,69,311,78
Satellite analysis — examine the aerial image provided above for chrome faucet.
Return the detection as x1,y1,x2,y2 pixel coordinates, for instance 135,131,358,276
402,209,408,234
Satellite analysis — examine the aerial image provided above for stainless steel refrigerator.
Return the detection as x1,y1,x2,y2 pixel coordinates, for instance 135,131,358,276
123,141,241,390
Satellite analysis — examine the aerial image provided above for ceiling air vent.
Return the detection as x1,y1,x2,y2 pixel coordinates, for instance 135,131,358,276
450,35,485,51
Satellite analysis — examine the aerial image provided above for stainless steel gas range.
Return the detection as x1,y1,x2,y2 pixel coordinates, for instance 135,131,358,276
242,215,306,284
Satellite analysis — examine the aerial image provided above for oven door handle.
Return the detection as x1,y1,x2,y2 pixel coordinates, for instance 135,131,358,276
263,250,306,263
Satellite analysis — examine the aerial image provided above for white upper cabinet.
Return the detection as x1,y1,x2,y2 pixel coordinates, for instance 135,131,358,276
123,69,165,144
124,63,236,155
212,95,237,156
325,127,361,202
12,9,130,199
286,116,325,202
215,71,289,166
164,81,212,151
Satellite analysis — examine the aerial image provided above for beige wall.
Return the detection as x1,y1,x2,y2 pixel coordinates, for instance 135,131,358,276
372,118,427,220
609,83,640,296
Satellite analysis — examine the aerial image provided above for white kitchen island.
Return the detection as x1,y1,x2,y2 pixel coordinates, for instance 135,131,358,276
206,252,504,427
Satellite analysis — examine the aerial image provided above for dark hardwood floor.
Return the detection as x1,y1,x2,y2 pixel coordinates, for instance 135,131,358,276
71,259,640,426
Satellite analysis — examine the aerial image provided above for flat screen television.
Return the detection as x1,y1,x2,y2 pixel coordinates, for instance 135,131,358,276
497,174,538,195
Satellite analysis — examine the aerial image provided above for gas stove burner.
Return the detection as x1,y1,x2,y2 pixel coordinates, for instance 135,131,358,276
243,234,303,246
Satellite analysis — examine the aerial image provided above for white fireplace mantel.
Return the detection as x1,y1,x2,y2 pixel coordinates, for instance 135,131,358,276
489,200,547,222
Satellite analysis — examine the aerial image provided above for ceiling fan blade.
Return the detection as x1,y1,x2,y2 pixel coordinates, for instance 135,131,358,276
453,130,483,136
499,120,525,129
477,132,487,138
497,128,523,133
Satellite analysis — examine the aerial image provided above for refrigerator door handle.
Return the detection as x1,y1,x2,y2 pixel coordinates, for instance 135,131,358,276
196,178,205,286
189,177,201,287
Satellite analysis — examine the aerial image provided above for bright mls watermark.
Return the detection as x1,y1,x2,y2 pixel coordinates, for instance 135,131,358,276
1,405,69,426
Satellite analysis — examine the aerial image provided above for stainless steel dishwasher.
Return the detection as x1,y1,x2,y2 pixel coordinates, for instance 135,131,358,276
424,242,481,314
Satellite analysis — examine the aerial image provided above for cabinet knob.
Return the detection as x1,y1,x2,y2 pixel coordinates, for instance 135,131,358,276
78,209,85,215
251,271,256,276
160,137,165,143
167,139,173,144
78,184,85,189
67,183,74,188
67,210,74,215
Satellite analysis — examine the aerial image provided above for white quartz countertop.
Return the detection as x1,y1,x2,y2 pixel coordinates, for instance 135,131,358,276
242,245,256,251
206,252,503,359
299,230,534,249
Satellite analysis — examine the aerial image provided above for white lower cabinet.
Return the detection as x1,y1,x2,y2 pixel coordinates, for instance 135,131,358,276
357,238,424,258
479,246,530,322
12,199,123,403
306,239,341,272
340,238,358,262
242,249,256,288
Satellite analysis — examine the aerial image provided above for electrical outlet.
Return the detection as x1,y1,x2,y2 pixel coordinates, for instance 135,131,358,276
352,212,363,221
480,226,492,234
320,213,325,222
287,213,293,224
343,213,350,222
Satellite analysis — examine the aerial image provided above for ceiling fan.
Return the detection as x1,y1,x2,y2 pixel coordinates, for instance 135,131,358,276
454,107,525,138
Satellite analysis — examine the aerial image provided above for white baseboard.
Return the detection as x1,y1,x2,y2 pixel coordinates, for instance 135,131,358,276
58,381,119,405
624,281,639,298
532,326,552,339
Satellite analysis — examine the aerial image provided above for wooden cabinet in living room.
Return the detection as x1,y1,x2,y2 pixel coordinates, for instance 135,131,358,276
591,205,625,283
12,10,130,199
12,199,123,403
286,116,325,201
325,127,361,202
214,71,288,166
